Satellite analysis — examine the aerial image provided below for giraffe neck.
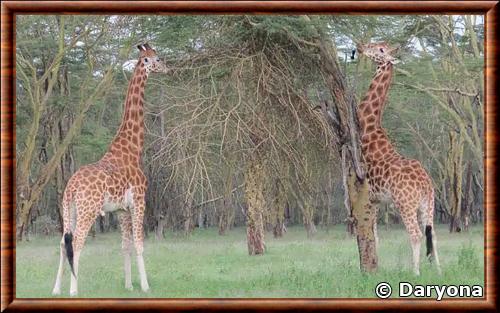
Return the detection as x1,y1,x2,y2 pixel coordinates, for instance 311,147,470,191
357,63,398,162
108,62,148,161
357,63,393,138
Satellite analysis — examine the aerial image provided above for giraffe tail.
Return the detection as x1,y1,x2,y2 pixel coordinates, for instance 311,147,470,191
62,189,75,276
425,225,433,258
425,189,435,259
64,232,75,276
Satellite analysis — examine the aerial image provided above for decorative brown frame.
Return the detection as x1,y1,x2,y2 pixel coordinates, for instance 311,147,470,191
1,1,497,312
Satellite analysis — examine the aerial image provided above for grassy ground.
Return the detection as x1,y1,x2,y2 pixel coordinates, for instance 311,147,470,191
16,224,484,298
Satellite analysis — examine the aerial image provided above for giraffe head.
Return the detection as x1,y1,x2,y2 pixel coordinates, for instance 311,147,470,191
137,43,168,74
357,42,399,65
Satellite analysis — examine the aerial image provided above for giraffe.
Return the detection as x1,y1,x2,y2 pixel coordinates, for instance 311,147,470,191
52,43,168,296
355,42,441,275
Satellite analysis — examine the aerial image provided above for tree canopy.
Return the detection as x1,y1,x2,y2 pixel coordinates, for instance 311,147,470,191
15,15,484,240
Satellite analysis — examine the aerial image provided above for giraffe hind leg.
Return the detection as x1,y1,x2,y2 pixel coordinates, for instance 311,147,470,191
410,236,421,276
119,211,134,291
52,236,67,296
53,197,73,296
69,200,103,296
432,228,442,274
399,203,422,275
420,195,442,274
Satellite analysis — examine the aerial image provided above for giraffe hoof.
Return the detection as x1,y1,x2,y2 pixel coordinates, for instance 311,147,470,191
125,285,134,291
70,290,78,297
52,289,61,296
141,285,150,293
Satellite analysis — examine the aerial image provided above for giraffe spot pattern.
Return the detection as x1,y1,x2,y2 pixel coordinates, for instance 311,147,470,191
60,61,153,262
356,53,435,273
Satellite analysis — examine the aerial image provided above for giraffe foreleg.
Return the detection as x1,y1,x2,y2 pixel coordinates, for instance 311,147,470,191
423,191,442,275
119,211,134,291
131,191,150,292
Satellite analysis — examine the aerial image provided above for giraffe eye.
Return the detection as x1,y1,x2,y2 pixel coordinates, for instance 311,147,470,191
143,57,149,63
379,48,384,53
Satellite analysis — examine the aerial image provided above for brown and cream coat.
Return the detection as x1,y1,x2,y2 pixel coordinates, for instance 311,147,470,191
52,43,167,296
356,42,441,275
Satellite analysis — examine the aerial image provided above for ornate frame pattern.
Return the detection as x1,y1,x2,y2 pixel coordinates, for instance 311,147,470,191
1,1,497,311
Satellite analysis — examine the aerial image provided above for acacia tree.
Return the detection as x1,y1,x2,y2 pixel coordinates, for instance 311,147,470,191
143,16,338,250
396,15,484,229
15,16,123,240
269,15,378,271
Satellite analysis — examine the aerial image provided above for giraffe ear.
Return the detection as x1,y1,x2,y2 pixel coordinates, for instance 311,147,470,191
137,44,146,51
143,43,152,50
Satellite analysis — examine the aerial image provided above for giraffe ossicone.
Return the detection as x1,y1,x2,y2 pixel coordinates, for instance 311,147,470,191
356,41,441,275
52,43,168,296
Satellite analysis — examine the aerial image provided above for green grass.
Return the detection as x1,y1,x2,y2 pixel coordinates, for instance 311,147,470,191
16,224,484,298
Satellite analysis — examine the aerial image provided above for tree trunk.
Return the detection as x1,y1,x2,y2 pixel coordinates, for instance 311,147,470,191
302,15,377,272
183,208,194,235
461,161,473,231
272,178,287,238
218,165,234,235
323,171,333,233
471,173,483,224
197,210,205,229
54,114,75,234
218,198,231,235
348,168,377,272
447,130,464,233
263,207,274,233
302,197,317,238
155,212,166,240
244,152,266,255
